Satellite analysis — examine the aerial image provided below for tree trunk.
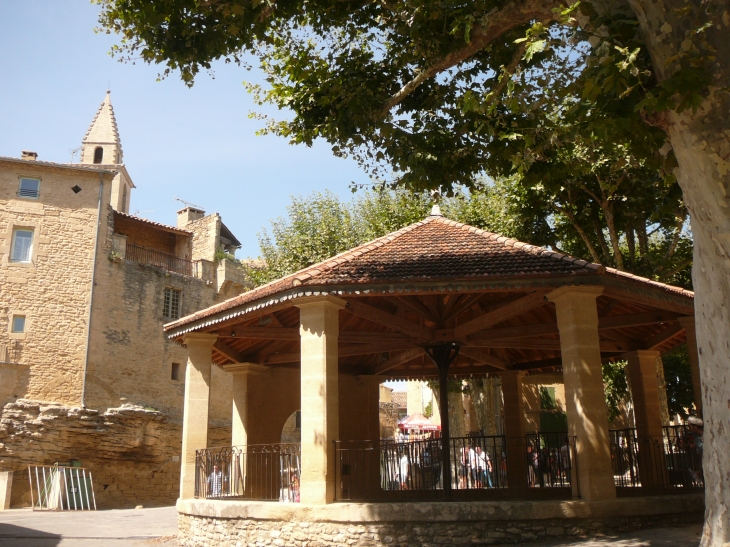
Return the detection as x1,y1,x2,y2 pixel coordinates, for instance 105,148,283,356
466,377,498,435
628,2,730,544
448,390,467,438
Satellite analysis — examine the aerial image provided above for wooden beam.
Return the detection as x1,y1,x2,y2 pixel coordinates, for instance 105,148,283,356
469,339,625,352
340,331,412,344
442,293,486,323
220,328,412,344
347,300,433,341
598,311,680,330
453,291,548,339
468,311,681,343
213,340,243,363
643,322,684,350
382,364,501,379
392,295,437,322
459,347,508,370
373,348,426,375
253,341,417,366
511,357,564,371
222,327,299,340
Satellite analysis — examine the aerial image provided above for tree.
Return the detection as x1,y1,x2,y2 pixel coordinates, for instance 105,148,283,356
97,1,729,542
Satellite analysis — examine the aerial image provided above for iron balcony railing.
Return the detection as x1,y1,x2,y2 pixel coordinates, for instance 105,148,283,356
195,444,301,501
125,243,193,276
610,425,704,491
335,432,577,502
0,341,22,364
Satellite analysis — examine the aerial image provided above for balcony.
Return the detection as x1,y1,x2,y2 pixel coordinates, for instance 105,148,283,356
125,243,193,276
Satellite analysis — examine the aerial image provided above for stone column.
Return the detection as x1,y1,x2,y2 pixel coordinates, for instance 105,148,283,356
296,295,345,504
625,350,666,489
677,316,702,417
500,370,528,494
548,286,616,501
222,363,267,497
180,333,218,500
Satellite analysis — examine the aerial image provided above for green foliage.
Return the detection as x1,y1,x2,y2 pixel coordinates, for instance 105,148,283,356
96,0,716,195
662,344,696,419
214,248,237,263
423,401,433,419
602,360,629,422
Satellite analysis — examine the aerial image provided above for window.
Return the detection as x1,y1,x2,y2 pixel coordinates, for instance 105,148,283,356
11,315,26,333
171,362,181,381
539,386,557,410
163,287,181,319
93,147,103,164
10,229,33,262
18,177,40,198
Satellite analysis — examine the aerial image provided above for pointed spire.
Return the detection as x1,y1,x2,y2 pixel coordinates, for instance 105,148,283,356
80,90,123,164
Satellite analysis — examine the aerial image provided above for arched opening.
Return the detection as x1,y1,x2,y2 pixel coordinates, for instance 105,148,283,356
281,410,301,443
93,147,103,164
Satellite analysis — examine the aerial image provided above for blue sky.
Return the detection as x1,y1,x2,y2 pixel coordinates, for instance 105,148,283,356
0,2,369,258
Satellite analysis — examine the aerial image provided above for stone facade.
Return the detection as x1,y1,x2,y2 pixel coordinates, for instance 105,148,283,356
176,495,704,547
0,400,231,508
0,93,250,508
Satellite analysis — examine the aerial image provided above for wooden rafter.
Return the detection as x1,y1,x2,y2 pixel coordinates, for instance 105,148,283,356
643,322,684,350
392,296,437,323
468,339,624,352
459,347,508,369
453,291,548,339
347,299,433,341
373,348,426,375
213,340,243,363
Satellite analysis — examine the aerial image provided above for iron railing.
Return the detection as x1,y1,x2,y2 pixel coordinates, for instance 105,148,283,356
335,433,577,501
0,340,22,364
195,444,301,501
125,243,193,276
610,426,704,491
28,465,96,511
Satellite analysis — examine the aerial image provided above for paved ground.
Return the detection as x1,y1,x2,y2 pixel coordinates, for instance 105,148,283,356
0,506,178,546
0,506,704,547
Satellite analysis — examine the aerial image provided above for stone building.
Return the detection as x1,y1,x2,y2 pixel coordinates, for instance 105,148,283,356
0,92,249,508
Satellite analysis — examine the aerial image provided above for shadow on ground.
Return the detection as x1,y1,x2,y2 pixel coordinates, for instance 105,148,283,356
0,522,61,546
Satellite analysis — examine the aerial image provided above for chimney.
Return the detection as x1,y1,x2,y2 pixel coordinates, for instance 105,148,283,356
21,151,38,161
177,207,205,228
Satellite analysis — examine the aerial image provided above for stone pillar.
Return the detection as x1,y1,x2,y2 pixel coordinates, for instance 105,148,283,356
180,333,218,500
223,363,267,497
548,286,616,501
0,471,12,510
222,363,268,448
500,370,528,494
625,350,665,489
296,295,345,504
677,316,702,417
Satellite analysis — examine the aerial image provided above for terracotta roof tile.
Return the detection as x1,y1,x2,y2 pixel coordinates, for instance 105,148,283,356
164,215,693,333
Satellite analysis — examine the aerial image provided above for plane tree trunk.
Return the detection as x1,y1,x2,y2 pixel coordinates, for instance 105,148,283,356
627,1,730,545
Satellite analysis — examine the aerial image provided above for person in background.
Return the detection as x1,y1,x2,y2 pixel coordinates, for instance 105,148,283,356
207,464,224,498
560,437,572,483
687,416,704,485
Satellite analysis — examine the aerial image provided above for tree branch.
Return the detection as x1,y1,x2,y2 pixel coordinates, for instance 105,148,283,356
376,0,559,117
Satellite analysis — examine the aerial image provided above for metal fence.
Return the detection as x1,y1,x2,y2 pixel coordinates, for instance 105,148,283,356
610,426,704,491
335,433,577,501
28,465,96,511
195,444,301,501
125,243,193,276
0,340,22,364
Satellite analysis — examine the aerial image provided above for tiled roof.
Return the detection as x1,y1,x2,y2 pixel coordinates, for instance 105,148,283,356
391,392,407,408
113,210,191,235
164,214,693,332
0,156,118,174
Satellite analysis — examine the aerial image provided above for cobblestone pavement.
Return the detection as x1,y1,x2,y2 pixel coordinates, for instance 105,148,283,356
0,506,703,547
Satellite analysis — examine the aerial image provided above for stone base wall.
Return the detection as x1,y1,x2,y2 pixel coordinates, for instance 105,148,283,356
178,511,703,547
177,495,704,547
0,400,230,508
